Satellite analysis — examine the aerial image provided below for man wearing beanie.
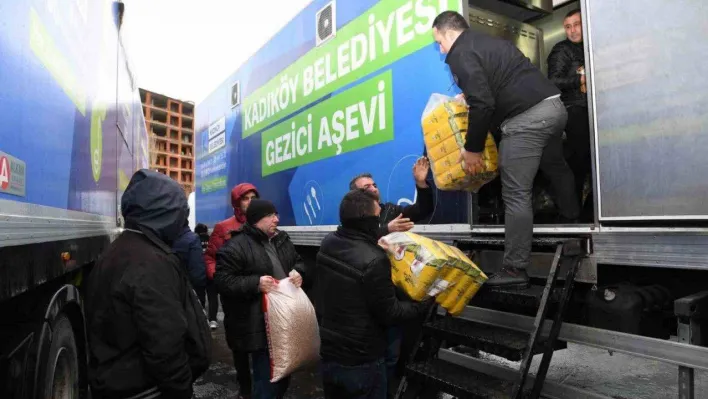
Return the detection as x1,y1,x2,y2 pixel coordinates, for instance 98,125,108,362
215,199,306,399
315,190,432,399
204,183,258,398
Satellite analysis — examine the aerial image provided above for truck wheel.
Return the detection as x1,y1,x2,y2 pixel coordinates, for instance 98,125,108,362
41,314,80,399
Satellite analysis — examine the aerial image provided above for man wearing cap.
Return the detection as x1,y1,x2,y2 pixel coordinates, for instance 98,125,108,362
215,199,306,399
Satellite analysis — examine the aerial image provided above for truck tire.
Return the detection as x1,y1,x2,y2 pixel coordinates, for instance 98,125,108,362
40,314,80,399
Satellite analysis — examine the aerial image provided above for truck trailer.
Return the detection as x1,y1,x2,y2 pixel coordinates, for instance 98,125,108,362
195,0,708,397
0,1,148,397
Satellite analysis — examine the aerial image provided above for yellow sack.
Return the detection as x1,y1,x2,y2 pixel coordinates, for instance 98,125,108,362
446,246,487,315
380,232,449,301
449,246,488,286
435,244,488,313
421,94,499,192
427,242,465,298
437,275,473,310
448,280,484,316
380,232,488,312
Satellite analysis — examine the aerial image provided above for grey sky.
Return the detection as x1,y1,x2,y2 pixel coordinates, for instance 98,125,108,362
121,0,312,103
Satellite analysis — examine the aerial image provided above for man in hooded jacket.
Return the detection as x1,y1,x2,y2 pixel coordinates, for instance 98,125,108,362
86,169,211,399
204,183,259,279
203,182,259,398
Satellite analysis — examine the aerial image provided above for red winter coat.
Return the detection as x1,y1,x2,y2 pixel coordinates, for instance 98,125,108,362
204,183,258,279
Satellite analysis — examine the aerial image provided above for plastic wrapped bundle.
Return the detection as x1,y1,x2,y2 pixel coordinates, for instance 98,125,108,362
437,245,487,316
383,232,449,301
380,232,487,313
263,278,320,382
422,93,499,192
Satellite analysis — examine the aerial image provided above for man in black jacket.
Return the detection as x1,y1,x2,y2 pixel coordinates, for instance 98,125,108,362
86,170,211,399
432,11,579,288
350,156,434,238
215,199,306,399
349,158,433,394
316,189,430,399
548,9,592,220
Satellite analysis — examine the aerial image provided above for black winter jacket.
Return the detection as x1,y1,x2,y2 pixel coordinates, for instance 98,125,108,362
446,29,560,152
315,218,425,365
173,225,207,290
86,170,211,399
377,182,434,238
547,39,587,108
215,224,306,352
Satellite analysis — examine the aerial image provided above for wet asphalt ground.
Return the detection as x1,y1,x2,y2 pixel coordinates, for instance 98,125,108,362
194,311,708,399
192,312,324,399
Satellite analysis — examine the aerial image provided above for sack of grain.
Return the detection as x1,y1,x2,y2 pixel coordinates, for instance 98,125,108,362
379,232,487,313
421,93,499,192
263,278,320,382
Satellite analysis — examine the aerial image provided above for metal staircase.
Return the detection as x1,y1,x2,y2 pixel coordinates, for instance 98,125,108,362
395,236,590,399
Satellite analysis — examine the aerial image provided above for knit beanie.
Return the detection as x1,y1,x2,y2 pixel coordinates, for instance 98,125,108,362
246,199,278,225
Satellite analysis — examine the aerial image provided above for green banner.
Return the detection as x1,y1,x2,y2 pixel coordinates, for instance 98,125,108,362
262,70,393,176
243,0,463,137
201,176,227,194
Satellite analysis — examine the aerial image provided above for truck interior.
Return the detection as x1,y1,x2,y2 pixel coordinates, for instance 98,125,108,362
464,0,594,227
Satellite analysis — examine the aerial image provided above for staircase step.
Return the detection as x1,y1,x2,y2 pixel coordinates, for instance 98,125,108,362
456,236,588,256
472,284,562,310
405,358,515,399
425,317,565,361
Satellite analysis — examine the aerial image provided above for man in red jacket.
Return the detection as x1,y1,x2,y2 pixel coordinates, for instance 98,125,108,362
204,182,258,399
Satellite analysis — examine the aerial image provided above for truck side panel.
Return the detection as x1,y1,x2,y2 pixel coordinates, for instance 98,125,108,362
0,0,146,298
587,0,708,221
0,0,124,217
196,0,470,227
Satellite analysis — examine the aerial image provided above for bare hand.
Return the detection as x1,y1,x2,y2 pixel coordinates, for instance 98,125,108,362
580,74,587,93
459,149,485,175
388,213,415,233
259,276,277,293
412,157,430,187
289,270,303,288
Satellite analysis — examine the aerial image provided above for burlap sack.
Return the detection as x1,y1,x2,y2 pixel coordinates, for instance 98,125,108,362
263,278,320,382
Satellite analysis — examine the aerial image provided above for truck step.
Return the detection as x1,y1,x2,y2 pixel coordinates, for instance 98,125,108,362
405,358,515,399
456,236,588,256
425,317,565,361
472,284,562,311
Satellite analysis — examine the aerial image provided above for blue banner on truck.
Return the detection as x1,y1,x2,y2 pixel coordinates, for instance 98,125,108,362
196,0,469,227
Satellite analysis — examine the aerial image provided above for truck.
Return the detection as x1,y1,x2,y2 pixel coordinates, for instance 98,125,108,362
0,1,148,397
196,0,708,397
